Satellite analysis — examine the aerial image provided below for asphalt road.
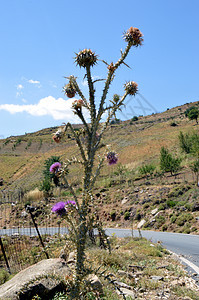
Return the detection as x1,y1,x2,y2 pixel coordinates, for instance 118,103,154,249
1,227,198,273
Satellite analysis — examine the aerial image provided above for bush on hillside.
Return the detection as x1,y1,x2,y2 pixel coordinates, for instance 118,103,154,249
160,147,182,176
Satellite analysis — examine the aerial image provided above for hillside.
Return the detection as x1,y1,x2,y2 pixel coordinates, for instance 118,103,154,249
0,101,199,233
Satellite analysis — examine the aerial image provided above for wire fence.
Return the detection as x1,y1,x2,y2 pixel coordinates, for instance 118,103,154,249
0,193,68,275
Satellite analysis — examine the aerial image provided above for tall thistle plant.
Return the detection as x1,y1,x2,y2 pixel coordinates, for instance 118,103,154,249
51,27,143,298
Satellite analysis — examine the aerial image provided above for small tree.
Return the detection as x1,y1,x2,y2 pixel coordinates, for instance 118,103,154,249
179,131,199,156
49,26,143,298
178,131,192,154
185,106,199,124
190,159,199,186
160,147,181,176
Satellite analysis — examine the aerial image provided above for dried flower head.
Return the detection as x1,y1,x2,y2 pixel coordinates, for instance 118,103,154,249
108,62,116,73
106,151,118,165
49,162,61,174
63,83,76,98
75,49,98,68
123,27,143,46
72,99,84,111
52,201,67,216
124,81,138,95
52,127,65,143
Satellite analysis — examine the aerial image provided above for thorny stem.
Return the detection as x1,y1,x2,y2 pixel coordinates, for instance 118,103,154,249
75,109,91,136
90,156,105,189
69,75,89,109
63,176,80,211
94,92,128,151
65,122,87,162
97,42,132,124
86,65,96,122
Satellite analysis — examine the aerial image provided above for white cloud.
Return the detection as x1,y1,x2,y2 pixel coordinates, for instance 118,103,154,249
28,79,40,84
0,96,90,123
17,84,24,90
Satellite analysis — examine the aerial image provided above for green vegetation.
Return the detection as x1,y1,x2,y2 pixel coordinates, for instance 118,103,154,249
160,146,181,175
139,163,156,177
40,156,62,193
185,106,199,124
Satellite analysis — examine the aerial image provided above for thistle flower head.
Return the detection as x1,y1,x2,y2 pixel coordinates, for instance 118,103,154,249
72,99,84,111
123,27,143,46
108,62,116,73
75,49,98,68
52,201,67,216
63,83,76,98
106,151,118,165
52,200,77,216
124,81,138,95
52,127,65,143
49,162,61,174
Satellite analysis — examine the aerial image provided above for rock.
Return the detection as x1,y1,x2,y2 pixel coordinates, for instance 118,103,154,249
114,280,132,289
87,274,103,294
151,275,163,281
117,287,135,298
137,219,146,229
151,208,158,215
0,258,71,300
121,197,129,205
67,251,76,264
117,270,135,279
21,211,28,218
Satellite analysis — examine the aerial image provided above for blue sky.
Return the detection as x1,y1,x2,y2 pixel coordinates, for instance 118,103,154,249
0,0,199,138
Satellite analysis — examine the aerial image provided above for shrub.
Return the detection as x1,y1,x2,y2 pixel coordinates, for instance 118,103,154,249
160,147,181,176
185,106,199,124
25,188,44,202
170,215,177,223
162,224,168,231
159,203,166,211
124,211,130,220
178,131,192,154
131,116,138,122
0,269,11,285
139,163,156,177
110,211,116,221
166,199,176,207
176,213,193,226
170,122,177,127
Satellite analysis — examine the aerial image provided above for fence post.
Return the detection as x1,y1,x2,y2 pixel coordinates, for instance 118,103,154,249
0,236,11,274
26,206,49,259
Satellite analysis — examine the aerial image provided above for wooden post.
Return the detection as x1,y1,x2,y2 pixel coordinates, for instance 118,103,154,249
0,236,11,274
26,206,49,259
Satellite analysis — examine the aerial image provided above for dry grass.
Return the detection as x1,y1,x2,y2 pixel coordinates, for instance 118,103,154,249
24,188,44,202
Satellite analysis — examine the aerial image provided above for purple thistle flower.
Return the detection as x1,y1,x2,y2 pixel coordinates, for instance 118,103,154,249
50,162,61,173
66,200,77,207
106,151,118,165
52,201,66,216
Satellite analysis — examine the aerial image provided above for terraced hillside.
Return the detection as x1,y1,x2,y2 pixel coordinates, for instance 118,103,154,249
0,101,199,233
